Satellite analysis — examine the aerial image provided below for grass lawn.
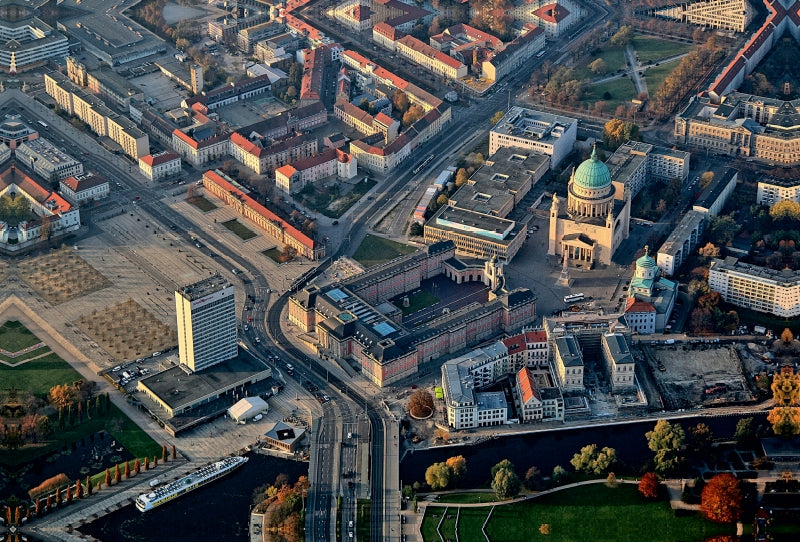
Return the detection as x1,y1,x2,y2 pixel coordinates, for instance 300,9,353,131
356,499,371,540
0,345,51,365
395,291,439,316
580,46,627,79
632,36,694,64
435,492,495,504
187,195,218,212
457,508,491,542
481,484,734,542
353,235,416,267
583,77,637,111
0,320,43,351
421,508,443,542
221,218,257,240
262,247,283,264
301,178,377,219
440,512,457,541
0,352,84,397
642,60,681,98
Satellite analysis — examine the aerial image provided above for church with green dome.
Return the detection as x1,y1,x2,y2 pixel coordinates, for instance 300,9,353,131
548,146,631,267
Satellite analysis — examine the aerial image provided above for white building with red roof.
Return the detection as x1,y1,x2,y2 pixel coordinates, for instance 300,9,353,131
59,172,110,205
138,151,181,181
516,367,564,422
513,0,585,37
502,329,549,370
274,148,358,194
0,164,80,248
624,298,656,335
395,35,468,79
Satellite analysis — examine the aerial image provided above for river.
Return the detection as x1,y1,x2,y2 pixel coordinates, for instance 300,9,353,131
399,414,769,487
77,454,308,542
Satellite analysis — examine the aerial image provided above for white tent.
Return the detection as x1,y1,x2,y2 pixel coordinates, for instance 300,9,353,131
227,396,268,423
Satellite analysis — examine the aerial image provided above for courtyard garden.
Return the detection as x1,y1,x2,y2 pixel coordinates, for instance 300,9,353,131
75,298,177,361
393,291,440,316
16,247,110,305
298,178,377,219
352,235,416,268
221,218,257,241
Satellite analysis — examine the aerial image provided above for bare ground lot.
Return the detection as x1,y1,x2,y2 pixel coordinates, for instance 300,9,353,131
642,345,753,410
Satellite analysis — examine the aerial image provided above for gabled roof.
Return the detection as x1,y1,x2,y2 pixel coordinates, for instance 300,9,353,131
517,367,541,404
61,174,108,192
625,297,656,313
139,151,180,167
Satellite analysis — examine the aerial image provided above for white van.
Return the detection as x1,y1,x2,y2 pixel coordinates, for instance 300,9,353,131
253,414,263,422
149,479,161,488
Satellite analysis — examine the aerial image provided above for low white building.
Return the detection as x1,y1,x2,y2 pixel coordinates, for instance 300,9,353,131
227,396,269,423
138,151,182,181
59,173,110,205
516,367,564,422
15,138,84,181
553,334,583,391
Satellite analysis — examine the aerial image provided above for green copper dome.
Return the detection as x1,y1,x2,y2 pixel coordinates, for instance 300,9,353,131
636,246,656,268
573,147,611,190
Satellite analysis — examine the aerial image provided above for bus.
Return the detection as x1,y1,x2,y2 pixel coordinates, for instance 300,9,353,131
413,154,435,175
37,120,48,128
563,293,585,304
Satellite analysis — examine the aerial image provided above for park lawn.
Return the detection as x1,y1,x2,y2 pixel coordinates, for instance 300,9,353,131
0,320,43,351
579,46,627,80
395,291,439,316
302,178,377,219
0,345,51,365
0,352,84,397
643,60,681,98
221,218,257,241
482,484,734,542
457,508,492,542
421,508,443,541
353,235,416,267
435,492,495,504
632,36,694,64
583,77,637,111
262,247,283,264
187,195,218,212
440,511,457,541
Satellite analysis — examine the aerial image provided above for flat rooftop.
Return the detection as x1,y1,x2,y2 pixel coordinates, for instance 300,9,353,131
658,210,706,256
177,274,233,301
138,353,270,412
491,106,577,142
429,205,521,243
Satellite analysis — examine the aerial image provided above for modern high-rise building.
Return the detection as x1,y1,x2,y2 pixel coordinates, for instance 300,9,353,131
175,275,237,372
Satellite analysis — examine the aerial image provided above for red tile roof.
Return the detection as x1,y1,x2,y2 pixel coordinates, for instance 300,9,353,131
517,367,540,404
140,151,179,167
203,169,315,250
625,298,656,313
61,174,108,192
396,35,465,70
532,3,570,23
0,164,72,214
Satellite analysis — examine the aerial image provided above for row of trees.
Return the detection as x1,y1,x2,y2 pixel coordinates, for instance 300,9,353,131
650,37,724,119
253,474,310,539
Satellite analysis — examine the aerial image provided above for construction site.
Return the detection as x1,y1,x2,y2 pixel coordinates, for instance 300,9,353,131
639,343,755,411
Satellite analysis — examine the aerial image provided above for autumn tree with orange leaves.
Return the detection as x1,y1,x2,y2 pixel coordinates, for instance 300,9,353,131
701,473,742,524
638,472,659,499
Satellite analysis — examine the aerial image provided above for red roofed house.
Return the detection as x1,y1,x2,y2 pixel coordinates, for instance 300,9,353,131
59,172,110,205
0,164,81,247
515,367,564,422
624,297,656,335
275,147,358,194
502,328,549,371
202,169,325,260
138,151,181,181
395,35,467,79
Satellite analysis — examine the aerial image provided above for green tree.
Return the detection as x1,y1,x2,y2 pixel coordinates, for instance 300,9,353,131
688,423,714,458
425,462,452,490
490,110,505,125
700,171,714,190
491,459,515,479
768,407,800,437
602,118,639,151
646,420,685,475
707,215,739,245
492,466,521,499
610,25,634,47
570,444,617,474
589,58,608,75
409,223,424,236
551,465,569,485
523,466,544,491
436,194,448,207
36,415,52,438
